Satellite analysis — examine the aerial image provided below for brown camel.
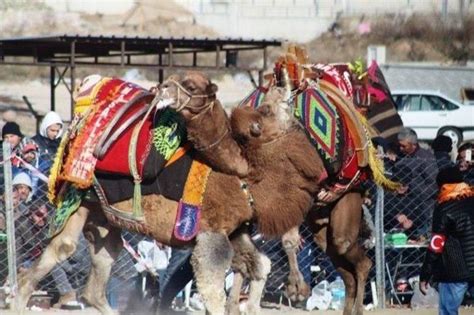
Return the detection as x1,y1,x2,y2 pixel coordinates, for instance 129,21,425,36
230,90,373,315
15,72,326,315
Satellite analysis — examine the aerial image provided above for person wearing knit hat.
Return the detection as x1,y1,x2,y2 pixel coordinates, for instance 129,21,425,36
420,166,474,315
2,121,23,149
12,172,33,203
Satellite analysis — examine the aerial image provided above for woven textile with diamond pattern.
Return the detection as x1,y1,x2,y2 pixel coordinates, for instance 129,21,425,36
239,83,363,182
293,86,349,177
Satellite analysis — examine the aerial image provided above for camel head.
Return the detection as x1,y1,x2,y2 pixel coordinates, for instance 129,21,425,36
260,86,294,131
156,71,218,120
231,100,289,148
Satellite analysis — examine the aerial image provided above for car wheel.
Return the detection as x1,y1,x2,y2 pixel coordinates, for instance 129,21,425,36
438,127,463,147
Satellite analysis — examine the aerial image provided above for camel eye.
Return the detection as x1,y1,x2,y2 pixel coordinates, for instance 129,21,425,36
258,104,272,116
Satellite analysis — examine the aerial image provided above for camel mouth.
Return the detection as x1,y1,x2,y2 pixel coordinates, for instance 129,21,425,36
155,97,175,109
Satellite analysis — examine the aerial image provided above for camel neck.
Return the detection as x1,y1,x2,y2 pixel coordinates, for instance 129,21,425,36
245,129,323,237
185,100,248,177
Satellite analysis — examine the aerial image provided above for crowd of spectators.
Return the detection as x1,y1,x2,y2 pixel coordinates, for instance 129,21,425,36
380,128,474,243
0,112,93,308
0,111,200,312
1,110,473,311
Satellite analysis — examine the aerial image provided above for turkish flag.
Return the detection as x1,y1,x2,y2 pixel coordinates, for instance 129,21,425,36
429,233,446,254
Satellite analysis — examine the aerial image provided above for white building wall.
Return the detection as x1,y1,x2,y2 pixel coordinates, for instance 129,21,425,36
175,0,473,42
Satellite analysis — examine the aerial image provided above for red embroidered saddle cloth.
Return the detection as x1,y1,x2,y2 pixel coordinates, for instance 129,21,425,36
61,78,155,188
94,81,155,177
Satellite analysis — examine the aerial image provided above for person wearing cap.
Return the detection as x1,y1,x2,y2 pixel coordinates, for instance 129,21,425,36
419,166,474,315
12,172,33,204
17,138,51,196
32,111,63,159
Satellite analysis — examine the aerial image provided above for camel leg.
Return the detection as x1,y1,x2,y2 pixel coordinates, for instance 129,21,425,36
81,221,122,315
340,240,372,315
246,252,271,315
228,230,271,315
226,271,244,315
282,226,310,302
191,232,233,315
312,219,357,315
330,192,371,315
16,206,89,312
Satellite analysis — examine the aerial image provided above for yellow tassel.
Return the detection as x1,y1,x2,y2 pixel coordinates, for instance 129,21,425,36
48,129,70,204
357,113,402,191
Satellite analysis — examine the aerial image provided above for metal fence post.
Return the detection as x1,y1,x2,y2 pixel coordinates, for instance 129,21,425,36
3,141,18,311
374,183,386,308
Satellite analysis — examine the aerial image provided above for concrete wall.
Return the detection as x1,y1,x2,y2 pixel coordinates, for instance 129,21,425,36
175,0,474,42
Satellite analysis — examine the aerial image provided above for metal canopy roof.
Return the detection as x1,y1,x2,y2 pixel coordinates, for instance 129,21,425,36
0,35,281,118
0,35,281,70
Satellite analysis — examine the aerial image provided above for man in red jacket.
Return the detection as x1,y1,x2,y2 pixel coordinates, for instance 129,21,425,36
419,166,474,315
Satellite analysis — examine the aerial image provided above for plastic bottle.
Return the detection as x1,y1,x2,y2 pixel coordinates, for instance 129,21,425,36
329,276,345,310
307,280,331,311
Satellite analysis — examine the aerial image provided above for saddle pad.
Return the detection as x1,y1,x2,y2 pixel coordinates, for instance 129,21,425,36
314,63,354,99
49,184,85,237
60,78,145,189
95,106,154,177
174,159,211,241
294,87,345,175
96,108,185,179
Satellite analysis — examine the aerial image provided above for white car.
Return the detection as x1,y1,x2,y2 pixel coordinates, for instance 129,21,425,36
391,90,474,147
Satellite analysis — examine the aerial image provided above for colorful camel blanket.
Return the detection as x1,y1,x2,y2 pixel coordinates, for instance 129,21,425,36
94,151,209,241
49,78,184,203
50,148,210,240
293,87,346,175
239,83,365,178
175,159,211,241
61,78,145,188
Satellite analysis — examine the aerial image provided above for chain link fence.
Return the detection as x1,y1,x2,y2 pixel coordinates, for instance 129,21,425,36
0,138,464,311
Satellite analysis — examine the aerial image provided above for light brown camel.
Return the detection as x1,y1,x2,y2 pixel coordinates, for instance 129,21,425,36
230,89,373,315
15,72,326,315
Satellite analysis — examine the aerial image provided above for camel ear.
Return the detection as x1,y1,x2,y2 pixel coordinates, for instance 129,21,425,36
207,83,218,95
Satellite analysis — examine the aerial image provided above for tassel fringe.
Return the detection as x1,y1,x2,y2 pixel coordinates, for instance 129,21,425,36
358,113,402,191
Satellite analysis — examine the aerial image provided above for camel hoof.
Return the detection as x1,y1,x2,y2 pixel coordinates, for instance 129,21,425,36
285,281,310,302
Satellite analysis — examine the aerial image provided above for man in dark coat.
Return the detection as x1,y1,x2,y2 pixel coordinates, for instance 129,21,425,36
432,135,455,170
396,127,438,239
419,167,474,315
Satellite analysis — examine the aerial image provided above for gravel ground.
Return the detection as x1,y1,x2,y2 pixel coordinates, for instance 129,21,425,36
2,307,474,315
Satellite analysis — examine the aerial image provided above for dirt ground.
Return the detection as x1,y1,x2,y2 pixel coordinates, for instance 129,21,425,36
2,307,474,315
